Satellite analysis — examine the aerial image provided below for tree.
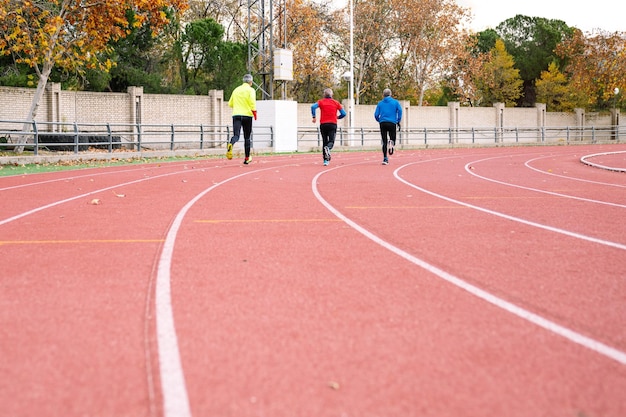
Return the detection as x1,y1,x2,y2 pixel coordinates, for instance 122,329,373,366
496,15,574,106
475,39,523,106
0,0,187,152
177,18,224,94
286,0,335,102
535,62,587,111
556,29,626,110
446,33,489,106
389,0,471,106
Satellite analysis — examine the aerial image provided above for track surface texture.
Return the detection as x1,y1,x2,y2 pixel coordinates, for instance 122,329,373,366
1,144,625,417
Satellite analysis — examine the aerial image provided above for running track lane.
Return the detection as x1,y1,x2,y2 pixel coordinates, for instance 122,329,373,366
1,145,625,416
165,146,624,416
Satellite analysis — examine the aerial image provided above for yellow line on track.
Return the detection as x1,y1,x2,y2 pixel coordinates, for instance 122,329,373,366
346,206,466,209
0,239,163,246
463,196,558,199
195,219,341,223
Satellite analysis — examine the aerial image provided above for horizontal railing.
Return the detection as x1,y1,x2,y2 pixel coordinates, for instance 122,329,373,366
0,119,623,155
0,120,274,155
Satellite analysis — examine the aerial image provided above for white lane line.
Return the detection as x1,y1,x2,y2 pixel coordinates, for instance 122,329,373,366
0,165,160,191
0,170,191,226
465,156,626,208
580,151,626,173
156,164,294,417
311,167,626,366
525,154,626,188
393,161,625,250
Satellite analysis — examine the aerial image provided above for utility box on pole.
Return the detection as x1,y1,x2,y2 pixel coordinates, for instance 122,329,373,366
273,49,293,81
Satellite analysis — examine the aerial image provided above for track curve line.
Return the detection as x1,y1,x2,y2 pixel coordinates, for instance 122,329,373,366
155,164,299,417
312,163,626,367
0,169,195,227
525,154,626,188
0,165,160,192
580,151,626,172
464,156,626,209
390,160,624,250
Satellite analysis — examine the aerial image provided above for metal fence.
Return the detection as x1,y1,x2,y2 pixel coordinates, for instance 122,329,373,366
298,125,624,150
0,119,623,156
0,120,274,155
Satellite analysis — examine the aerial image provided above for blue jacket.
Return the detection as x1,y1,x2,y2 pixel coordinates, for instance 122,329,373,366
374,96,402,124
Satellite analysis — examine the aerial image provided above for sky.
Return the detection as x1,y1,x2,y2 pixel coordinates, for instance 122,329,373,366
456,0,624,33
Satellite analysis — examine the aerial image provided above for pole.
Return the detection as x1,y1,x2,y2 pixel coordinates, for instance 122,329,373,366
349,0,354,145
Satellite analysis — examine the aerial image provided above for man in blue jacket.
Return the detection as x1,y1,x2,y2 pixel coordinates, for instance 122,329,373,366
374,88,402,165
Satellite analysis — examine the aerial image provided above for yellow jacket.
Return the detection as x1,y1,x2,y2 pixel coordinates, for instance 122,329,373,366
228,82,256,116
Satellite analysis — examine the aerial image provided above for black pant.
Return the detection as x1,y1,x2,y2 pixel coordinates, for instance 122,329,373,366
320,123,337,160
231,115,253,158
379,122,397,157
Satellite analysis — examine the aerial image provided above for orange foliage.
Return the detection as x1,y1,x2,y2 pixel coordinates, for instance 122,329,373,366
0,0,188,73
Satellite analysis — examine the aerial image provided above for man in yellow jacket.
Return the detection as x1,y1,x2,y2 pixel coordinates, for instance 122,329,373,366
227,74,257,164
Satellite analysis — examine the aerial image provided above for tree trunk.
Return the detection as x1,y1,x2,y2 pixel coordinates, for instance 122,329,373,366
13,64,52,153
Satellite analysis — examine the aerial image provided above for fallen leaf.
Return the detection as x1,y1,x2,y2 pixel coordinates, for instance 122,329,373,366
90,199,101,205
328,381,340,390
112,191,125,197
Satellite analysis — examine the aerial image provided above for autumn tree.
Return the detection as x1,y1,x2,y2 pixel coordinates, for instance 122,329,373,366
446,33,488,106
474,39,523,106
535,61,587,111
556,29,626,110
286,0,334,102
0,0,187,152
389,0,470,106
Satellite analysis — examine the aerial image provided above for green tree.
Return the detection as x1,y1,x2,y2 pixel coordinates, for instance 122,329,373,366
177,18,225,94
475,39,523,106
210,41,248,98
496,15,574,106
474,29,499,54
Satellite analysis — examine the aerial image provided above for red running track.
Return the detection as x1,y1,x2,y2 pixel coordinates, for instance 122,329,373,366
1,144,625,417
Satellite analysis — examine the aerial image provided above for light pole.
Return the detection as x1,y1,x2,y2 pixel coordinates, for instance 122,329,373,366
348,0,354,144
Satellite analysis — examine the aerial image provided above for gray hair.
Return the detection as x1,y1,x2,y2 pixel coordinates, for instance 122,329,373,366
243,74,253,83
383,88,392,97
323,88,333,98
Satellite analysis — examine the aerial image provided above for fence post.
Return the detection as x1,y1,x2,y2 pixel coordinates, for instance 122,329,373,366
136,123,142,150
73,122,79,154
107,123,112,153
592,126,596,143
32,120,39,156
200,125,204,150
170,124,175,151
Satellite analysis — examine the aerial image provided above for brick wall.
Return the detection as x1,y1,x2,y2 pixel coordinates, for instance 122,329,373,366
1,83,619,134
